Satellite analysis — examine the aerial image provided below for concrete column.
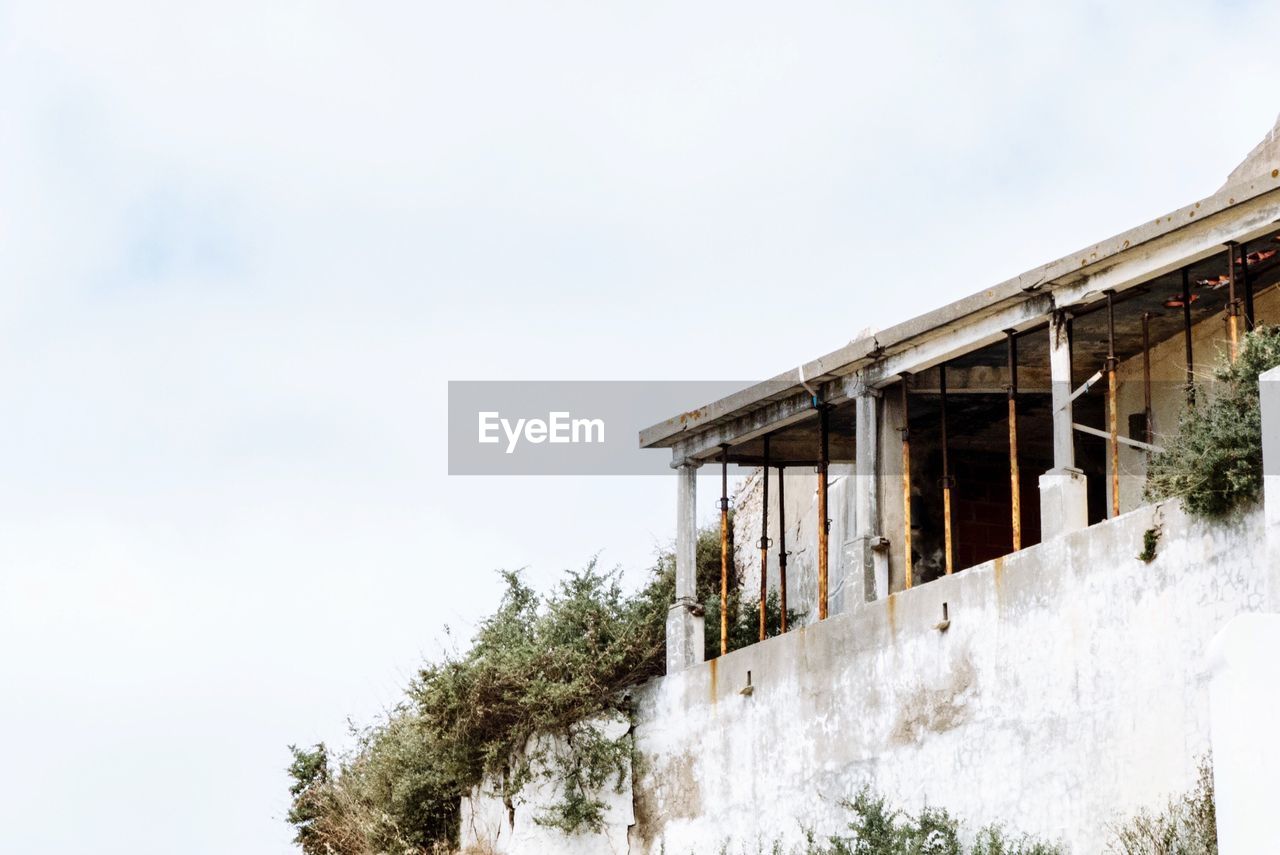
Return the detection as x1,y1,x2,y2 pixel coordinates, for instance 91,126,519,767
666,461,704,673
1049,310,1075,471
845,389,887,601
1039,310,1088,540
1261,366,1280,606
1207,614,1280,855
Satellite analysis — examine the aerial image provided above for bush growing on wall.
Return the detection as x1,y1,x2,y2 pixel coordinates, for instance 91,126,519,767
1145,325,1280,517
286,559,674,853
1106,757,1216,855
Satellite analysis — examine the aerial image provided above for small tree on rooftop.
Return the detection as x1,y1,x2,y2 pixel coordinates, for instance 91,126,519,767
1145,325,1280,518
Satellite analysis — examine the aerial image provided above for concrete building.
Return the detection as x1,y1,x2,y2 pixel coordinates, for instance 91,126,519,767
461,117,1280,854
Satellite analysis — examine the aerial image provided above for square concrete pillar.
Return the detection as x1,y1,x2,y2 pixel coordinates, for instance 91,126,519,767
1039,311,1087,542
1261,366,1280,605
1207,614,1280,854
667,461,704,673
1039,467,1088,541
1048,310,1076,472
847,389,887,601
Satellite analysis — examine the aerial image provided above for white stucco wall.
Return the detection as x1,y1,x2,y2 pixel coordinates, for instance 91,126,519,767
461,501,1269,854
630,500,1266,854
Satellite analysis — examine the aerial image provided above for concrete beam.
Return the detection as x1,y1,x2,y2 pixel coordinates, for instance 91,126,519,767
1053,189,1280,311
670,387,826,464
859,294,1054,388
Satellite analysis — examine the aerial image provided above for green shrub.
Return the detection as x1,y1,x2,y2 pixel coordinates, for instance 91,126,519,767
1145,325,1280,517
799,788,1061,855
1107,757,1217,855
286,559,673,852
678,517,803,660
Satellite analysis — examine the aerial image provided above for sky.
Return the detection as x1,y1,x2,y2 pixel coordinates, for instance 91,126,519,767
0,2,1277,853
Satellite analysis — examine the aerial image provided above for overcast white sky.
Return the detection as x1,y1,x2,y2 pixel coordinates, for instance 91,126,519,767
1,2,1277,852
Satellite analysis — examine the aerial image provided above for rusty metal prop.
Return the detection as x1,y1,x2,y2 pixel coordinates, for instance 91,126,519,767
1105,291,1120,518
900,376,913,590
817,405,830,620
719,445,729,657
1142,312,1153,446
1227,243,1240,361
1006,330,1021,552
758,435,771,642
776,463,787,633
1241,240,1256,331
939,363,954,575
1181,267,1195,405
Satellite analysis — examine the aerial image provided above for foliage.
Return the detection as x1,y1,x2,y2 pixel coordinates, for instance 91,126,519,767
1107,758,1217,855
531,721,633,834
684,517,804,660
1138,526,1161,563
795,788,1063,855
286,559,674,852
1145,325,1280,517
282,512,819,853
285,717,462,855
968,826,1064,855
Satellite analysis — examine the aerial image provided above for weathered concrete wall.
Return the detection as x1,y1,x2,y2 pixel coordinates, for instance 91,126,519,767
630,500,1267,854
1208,366,1280,854
463,362,1276,854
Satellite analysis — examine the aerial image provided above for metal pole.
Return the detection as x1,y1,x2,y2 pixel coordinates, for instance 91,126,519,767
1106,291,1120,519
1006,330,1021,552
900,376,913,590
817,405,830,620
776,464,787,633
1182,267,1195,405
1227,243,1240,361
939,364,954,575
1142,312,1153,446
758,436,770,642
719,445,729,656
1242,240,1256,331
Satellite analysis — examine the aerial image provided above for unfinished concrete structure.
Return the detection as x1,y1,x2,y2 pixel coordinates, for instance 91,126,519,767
646,115,1280,666
460,117,1280,854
